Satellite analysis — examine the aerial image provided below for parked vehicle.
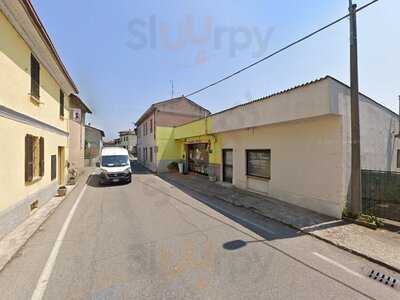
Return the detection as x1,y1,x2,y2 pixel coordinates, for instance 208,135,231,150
97,147,132,184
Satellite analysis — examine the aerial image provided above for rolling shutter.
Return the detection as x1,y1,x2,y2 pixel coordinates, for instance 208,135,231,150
246,150,271,179
25,135,33,182
39,137,44,177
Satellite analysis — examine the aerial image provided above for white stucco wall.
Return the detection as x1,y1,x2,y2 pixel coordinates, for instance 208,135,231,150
211,79,337,134
221,115,344,218
333,78,399,173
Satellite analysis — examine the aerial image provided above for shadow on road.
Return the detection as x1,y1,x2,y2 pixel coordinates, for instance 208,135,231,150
133,171,302,245
86,174,131,188
131,160,153,175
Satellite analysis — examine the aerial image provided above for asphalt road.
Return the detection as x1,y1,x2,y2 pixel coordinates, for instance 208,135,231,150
0,164,399,299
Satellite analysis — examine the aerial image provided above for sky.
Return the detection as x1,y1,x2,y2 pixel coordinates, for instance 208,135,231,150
31,0,400,139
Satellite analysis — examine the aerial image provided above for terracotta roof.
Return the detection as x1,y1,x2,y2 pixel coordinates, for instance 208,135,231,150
20,0,78,93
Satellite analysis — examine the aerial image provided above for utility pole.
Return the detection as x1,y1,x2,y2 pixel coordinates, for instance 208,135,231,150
349,0,361,216
396,95,400,138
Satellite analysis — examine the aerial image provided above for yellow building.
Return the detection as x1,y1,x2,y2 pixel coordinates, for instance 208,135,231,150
136,96,210,173
0,0,80,238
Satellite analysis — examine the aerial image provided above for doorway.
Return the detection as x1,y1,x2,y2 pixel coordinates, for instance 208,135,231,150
188,143,209,175
222,149,233,183
58,146,65,185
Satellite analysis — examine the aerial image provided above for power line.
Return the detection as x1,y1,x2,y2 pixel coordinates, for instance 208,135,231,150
184,0,379,98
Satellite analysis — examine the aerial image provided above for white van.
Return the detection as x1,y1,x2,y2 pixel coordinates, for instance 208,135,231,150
97,147,132,184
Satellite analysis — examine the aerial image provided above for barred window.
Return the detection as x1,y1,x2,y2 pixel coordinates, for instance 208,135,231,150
246,149,271,179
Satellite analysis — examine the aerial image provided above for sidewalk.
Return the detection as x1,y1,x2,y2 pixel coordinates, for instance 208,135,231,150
0,168,93,273
161,172,400,273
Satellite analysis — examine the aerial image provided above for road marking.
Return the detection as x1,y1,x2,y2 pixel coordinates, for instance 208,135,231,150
313,252,364,279
31,183,88,300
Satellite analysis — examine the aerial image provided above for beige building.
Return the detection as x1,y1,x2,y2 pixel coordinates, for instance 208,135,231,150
136,96,210,172
84,125,105,166
68,94,92,174
0,0,81,238
115,130,137,154
147,76,400,219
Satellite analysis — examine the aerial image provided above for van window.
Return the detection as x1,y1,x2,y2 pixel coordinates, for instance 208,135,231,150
102,155,129,167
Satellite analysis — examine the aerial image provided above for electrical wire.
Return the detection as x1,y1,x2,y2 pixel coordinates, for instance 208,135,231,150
184,0,379,98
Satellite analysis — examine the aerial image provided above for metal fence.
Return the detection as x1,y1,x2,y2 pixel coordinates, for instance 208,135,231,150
362,170,400,221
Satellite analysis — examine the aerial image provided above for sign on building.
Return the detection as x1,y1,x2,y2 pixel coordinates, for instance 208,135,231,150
72,108,82,122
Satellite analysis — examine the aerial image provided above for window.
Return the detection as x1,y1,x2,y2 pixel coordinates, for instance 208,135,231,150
101,155,129,167
145,148,148,161
150,118,153,134
150,147,153,162
51,155,57,181
397,149,400,168
59,90,64,118
246,149,271,179
25,135,44,182
30,54,40,99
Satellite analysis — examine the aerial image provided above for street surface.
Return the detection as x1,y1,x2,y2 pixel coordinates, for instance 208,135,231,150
0,163,398,299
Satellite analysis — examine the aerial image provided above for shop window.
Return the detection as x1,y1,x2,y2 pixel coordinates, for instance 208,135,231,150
246,149,271,179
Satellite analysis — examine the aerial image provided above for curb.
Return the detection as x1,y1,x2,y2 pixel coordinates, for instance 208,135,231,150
162,175,400,275
0,177,83,273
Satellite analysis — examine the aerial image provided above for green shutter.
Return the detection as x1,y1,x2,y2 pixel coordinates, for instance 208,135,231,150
60,90,64,117
39,137,44,177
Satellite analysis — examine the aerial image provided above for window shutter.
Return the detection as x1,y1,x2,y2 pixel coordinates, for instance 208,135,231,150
39,137,44,177
59,90,64,117
25,135,33,182
30,54,40,98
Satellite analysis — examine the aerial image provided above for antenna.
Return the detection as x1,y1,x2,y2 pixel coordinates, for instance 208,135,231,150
170,80,174,99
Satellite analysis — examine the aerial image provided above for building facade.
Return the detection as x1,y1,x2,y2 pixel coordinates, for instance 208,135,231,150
68,94,91,173
0,0,79,239
84,125,105,166
146,76,400,219
136,96,210,172
114,130,137,154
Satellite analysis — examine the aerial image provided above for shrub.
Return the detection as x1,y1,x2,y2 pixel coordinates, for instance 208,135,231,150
167,162,179,171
